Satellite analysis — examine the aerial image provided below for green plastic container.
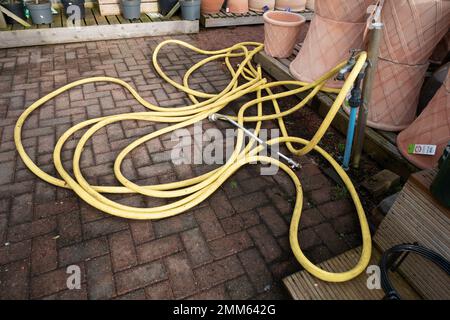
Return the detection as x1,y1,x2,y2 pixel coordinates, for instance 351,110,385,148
430,141,450,208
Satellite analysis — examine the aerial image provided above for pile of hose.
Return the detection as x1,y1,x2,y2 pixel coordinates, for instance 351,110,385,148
14,40,371,283
380,244,450,300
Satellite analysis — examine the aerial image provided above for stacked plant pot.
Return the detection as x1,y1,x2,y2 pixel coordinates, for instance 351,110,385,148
365,0,450,132
396,67,450,169
275,0,306,12
290,0,373,88
227,0,248,14
201,0,224,14
249,0,275,12
121,0,141,20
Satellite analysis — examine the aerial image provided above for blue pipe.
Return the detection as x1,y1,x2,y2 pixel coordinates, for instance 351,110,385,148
342,107,358,170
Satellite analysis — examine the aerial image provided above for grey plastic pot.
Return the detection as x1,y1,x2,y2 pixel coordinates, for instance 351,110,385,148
121,0,141,20
27,1,53,25
180,0,201,21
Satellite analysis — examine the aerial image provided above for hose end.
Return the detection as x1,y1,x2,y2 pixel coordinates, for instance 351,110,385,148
208,114,218,122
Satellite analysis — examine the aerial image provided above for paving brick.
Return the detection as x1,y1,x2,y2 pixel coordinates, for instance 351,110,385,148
194,206,225,241
31,264,86,299
164,252,197,298
83,217,128,239
265,188,292,216
145,280,174,299
194,256,244,289
313,223,349,255
57,211,82,247
238,249,273,293
153,213,197,238
129,220,155,244
332,214,359,235
298,207,326,229
7,217,56,243
86,255,116,299
188,284,229,300
240,210,261,228
0,259,29,299
220,215,244,234
31,234,57,275
225,275,255,300
317,199,354,219
115,261,167,295
34,198,79,219
10,193,33,225
209,190,236,219
58,237,109,266
257,206,288,237
309,186,333,205
297,228,322,251
247,225,282,263
208,231,253,259
137,162,173,179
116,289,147,300
180,228,213,267
109,230,137,272
0,240,31,265
136,234,183,263
230,192,269,213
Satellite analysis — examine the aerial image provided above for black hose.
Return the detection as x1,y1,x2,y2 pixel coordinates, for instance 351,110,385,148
379,244,450,300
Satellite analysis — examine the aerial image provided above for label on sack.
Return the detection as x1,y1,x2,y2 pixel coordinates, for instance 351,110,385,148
407,144,437,156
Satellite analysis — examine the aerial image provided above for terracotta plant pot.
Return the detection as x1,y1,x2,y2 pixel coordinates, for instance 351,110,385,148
290,0,373,88
275,0,306,12
364,0,450,131
396,67,450,169
201,0,225,14
365,58,429,131
249,0,275,12
306,0,314,10
430,30,450,64
379,0,450,65
314,0,374,22
264,11,305,58
227,0,249,14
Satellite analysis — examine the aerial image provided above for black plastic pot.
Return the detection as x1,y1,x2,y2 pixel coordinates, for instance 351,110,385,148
121,0,141,20
26,1,53,25
158,0,178,16
3,2,26,25
61,0,85,19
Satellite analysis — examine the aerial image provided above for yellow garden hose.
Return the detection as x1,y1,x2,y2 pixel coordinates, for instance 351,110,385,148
14,40,371,283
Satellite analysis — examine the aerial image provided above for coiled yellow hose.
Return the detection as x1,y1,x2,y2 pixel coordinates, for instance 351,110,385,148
14,40,371,283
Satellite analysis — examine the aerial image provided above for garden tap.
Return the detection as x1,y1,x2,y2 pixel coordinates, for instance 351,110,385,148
336,49,362,81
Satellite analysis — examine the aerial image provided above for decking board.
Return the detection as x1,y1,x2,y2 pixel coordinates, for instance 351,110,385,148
0,6,199,49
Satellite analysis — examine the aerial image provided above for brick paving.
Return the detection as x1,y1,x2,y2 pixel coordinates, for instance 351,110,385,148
0,27,362,300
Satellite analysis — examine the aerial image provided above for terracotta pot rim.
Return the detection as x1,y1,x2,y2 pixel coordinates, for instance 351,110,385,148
263,11,305,27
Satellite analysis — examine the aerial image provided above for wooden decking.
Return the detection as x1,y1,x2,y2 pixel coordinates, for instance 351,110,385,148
254,46,418,178
284,169,449,300
200,8,314,28
0,6,199,49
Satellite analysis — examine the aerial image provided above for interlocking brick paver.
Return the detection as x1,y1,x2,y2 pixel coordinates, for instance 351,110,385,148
0,28,366,300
